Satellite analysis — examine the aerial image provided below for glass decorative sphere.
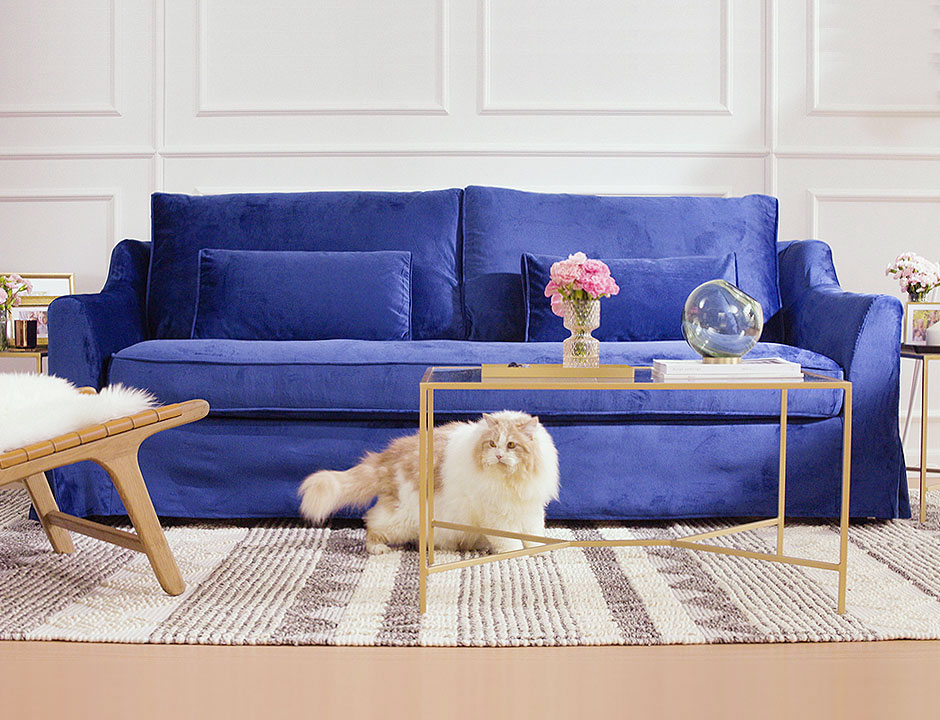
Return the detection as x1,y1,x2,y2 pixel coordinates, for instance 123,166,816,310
682,279,764,361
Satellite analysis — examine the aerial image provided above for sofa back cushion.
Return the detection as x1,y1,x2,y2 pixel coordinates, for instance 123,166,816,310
463,186,780,341
148,190,462,340
192,249,412,341
522,253,737,342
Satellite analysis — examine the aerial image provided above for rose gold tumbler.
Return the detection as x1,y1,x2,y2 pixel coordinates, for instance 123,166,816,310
13,319,37,349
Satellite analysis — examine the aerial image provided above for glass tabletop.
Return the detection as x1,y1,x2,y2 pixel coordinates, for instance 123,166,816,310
422,364,845,387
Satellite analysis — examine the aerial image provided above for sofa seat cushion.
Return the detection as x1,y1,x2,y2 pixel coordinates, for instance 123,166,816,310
109,340,843,420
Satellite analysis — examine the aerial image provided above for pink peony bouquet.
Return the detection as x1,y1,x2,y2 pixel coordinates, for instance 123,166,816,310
886,252,940,301
544,252,619,316
0,273,32,313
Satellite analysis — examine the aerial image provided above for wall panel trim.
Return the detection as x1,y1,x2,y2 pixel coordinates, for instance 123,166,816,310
194,0,450,116
478,0,733,116
0,190,119,254
0,0,122,118
807,0,940,117
807,189,940,239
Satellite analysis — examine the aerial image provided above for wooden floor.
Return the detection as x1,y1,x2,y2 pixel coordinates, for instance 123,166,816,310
3,639,939,720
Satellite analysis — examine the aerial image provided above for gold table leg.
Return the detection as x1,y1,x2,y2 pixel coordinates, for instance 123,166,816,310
418,386,428,615
838,385,853,614
921,359,929,523
777,389,787,555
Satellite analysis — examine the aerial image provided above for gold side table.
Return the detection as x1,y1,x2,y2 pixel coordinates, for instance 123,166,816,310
0,348,47,374
417,364,853,615
901,345,940,522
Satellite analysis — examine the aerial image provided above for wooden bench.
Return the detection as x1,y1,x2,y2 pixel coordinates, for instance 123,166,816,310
0,394,209,595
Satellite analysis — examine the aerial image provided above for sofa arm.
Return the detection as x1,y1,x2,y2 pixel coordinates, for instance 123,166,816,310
778,239,908,515
48,240,151,389
777,240,903,381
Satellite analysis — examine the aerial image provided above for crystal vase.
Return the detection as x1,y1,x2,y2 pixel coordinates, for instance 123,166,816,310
0,308,8,351
562,298,600,368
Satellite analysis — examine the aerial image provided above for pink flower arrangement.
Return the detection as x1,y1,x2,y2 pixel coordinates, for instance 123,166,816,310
544,252,619,316
0,273,32,314
886,252,940,301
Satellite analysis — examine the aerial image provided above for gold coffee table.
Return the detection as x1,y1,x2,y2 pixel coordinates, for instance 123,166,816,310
418,364,853,614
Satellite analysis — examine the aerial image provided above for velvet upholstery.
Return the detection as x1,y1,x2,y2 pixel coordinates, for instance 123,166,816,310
48,239,150,389
777,239,909,517
522,253,737,342
47,416,855,520
192,249,412,341
109,339,842,419
463,186,780,341
45,190,909,522
149,190,462,340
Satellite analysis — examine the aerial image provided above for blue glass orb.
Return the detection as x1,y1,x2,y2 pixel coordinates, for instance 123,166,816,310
682,279,763,360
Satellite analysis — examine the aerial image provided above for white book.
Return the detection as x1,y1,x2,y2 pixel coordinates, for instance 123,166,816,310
652,357,802,377
651,369,804,384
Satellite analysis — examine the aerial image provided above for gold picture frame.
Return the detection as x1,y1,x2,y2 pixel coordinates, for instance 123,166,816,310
16,272,75,306
2,272,74,347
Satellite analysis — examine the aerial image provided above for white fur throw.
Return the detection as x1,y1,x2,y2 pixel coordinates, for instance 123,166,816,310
0,373,156,453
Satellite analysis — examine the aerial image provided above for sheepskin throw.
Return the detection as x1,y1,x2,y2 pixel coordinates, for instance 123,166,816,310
0,373,156,452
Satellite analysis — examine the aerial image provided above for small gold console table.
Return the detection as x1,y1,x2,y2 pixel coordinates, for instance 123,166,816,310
0,348,47,374
418,364,853,615
901,345,940,522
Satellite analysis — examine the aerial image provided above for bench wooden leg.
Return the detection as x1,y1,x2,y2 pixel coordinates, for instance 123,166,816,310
99,453,186,596
22,473,74,554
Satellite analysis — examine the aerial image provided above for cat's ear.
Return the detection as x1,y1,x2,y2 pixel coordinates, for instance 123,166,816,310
483,414,498,430
520,416,539,438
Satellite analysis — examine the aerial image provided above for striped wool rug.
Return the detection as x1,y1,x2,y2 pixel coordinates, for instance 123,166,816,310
2,487,940,646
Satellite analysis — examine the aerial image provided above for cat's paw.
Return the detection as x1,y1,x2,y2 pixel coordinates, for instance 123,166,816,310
367,542,393,555
489,538,524,554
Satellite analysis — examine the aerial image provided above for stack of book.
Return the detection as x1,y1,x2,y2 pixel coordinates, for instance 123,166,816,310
652,357,804,383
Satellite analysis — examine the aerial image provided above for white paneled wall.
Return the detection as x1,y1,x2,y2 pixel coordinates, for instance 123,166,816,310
1,0,938,453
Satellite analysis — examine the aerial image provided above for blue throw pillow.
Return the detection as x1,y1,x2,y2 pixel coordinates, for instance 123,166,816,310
192,249,412,341
522,253,737,342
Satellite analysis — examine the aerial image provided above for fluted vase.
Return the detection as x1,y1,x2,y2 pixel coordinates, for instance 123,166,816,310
562,298,600,368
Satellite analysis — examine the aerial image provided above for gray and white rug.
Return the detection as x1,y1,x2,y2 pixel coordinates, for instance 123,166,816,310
2,487,940,646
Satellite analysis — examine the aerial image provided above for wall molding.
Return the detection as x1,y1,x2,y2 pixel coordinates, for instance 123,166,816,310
194,0,450,116
807,0,940,117
159,144,770,159
0,147,156,160
193,184,734,197
807,189,940,239
0,190,119,255
776,147,940,160
479,0,733,116
0,0,122,118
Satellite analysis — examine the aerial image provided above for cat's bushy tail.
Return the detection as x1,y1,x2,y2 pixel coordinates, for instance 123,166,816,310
298,466,379,524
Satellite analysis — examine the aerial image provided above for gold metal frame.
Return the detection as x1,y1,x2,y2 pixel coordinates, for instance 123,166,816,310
0,349,47,374
10,272,75,306
418,365,853,615
901,348,940,522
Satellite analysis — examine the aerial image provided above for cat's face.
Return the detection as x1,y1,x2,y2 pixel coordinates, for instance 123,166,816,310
479,413,540,475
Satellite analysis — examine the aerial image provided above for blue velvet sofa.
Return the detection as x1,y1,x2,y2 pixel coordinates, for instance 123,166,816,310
47,187,910,521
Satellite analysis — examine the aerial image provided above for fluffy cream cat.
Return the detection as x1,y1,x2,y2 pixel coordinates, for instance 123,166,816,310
298,411,559,555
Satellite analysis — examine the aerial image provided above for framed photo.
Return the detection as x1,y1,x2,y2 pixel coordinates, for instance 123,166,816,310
1,272,72,347
9,305,49,347
904,302,940,347
17,272,74,306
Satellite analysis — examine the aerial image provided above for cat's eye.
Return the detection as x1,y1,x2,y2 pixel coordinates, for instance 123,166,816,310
507,442,516,449
489,440,497,447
